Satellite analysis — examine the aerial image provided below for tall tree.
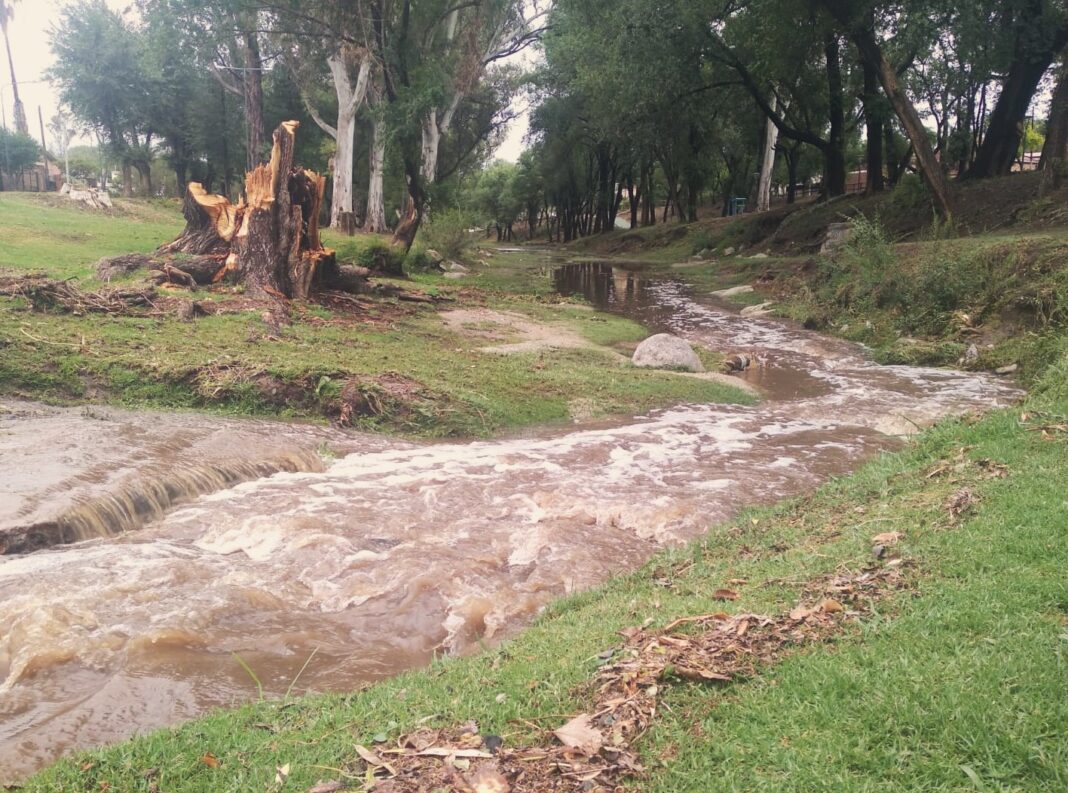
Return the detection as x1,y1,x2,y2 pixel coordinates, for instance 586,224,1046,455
372,0,545,252
965,0,1068,178
0,0,27,135
50,0,153,197
1040,56,1068,190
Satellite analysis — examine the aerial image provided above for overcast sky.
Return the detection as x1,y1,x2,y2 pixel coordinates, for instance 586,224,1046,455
1,0,531,160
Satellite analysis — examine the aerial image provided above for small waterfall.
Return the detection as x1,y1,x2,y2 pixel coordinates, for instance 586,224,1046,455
1,451,326,555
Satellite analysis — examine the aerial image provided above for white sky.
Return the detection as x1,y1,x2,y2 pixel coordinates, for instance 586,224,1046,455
1,0,132,144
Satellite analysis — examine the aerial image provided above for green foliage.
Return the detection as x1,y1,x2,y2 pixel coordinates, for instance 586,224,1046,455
419,208,477,260
887,173,931,214
820,215,905,311
0,128,40,177
472,160,524,235
690,230,713,254
334,235,404,275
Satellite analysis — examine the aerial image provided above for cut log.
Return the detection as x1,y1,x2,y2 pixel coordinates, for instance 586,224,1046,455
158,120,341,300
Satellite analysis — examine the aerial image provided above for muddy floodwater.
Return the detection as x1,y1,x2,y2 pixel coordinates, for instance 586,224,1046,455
0,257,1021,781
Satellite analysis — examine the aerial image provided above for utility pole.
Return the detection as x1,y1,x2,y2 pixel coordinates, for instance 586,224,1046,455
37,104,49,189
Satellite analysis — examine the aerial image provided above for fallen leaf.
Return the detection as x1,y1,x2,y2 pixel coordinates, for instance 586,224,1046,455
713,589,739,601
199,754,220,769
354,745,384,766
275,763,290,785
789,605,812,620
451,757,471,771
306,783,344,793
466,766,510,793
872,531,903,545
553,713,604,753
416,748,494,759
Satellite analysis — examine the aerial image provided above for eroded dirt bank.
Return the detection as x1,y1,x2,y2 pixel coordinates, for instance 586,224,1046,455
0,257,1020,781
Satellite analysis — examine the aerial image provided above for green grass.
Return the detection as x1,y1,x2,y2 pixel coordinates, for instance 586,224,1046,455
0,193,183,280
0,198,753,436
21,348,1068,791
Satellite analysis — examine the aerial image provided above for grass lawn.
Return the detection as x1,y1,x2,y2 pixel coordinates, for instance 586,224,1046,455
0,193,183,281
0,194,752,436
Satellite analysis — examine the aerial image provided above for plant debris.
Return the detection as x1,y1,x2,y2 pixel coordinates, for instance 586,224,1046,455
347,564,910,791
0,273,157,315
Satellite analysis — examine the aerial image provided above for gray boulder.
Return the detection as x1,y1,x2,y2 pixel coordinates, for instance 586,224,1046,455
632,334,705,372
425,248,445,265
820,222,854,257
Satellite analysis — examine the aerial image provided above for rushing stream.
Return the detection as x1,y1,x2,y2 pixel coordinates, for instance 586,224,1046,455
0,257,1021,781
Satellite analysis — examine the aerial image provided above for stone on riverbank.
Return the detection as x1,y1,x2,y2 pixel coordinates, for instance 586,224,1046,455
632,334,705,372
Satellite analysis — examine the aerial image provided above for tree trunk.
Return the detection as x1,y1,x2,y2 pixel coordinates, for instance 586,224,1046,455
1039,60,1068,193
862,58,885,193
159,121,338,300
241,31,265,170
785,147,799,203
421,112,441,185
848,24,954,217
3,21,28,135
364,114,388,233
756,96,780,211
121,162,133,198
824,35,847,198
967,6,1068,179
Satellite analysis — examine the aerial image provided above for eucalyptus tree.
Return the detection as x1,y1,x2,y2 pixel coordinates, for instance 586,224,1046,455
370,0,546,251
278,0,374,233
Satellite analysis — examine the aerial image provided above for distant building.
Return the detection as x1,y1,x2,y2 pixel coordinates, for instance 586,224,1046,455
0,159,65,192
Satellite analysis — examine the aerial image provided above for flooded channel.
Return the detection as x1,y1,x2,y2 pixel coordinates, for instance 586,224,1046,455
0,257,1021,781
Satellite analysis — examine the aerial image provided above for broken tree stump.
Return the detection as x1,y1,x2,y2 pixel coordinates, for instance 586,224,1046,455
158,120,347,300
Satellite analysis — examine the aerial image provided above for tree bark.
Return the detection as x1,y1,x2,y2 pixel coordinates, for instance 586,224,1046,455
824,36,847,197
1039,59,1068,192
862,58,885,193
160,121,339,300
966,6,1068,179
364,110,388,233
757,96,780,211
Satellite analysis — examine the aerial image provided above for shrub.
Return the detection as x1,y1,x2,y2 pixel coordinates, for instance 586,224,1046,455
888,173,931,213
335,237,404,275
690,230,713,254
419,208,476,260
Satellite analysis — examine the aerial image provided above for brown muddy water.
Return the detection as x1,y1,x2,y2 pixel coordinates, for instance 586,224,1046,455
0,257,1021,781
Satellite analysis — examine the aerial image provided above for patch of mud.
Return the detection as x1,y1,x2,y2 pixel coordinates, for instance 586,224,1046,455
440,308,604,356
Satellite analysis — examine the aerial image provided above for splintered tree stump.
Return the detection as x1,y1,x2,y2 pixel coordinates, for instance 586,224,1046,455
158,120,344,300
